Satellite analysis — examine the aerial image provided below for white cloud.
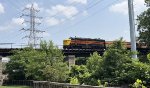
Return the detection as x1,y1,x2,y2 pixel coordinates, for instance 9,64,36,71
109,0,146,15
82,10,88,16
109,1,128,15
25,2,43,11
0,18,25,31
134,0,146,14
38,32,50,38
0,3,4,14
45,17,61,26
67,0,87,4
47,5,79,18
0,25,12,31
42,32,50,37
12,18,24,25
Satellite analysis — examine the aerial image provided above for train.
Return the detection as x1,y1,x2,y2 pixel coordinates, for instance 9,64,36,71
63,37,105,49
63,37,147,50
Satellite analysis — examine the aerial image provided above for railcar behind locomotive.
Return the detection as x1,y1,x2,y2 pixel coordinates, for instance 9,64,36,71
63,37,106,49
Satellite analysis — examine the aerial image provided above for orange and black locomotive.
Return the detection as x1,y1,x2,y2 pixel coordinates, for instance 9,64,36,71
63,37,147,50
63,37,106,49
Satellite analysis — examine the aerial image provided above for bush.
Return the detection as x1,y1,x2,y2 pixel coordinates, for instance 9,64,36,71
6,41,69,82
86,39,150,86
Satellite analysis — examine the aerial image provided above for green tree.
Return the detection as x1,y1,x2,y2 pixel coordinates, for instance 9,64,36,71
137,2,150,47
75,57,88,65
146,53,150,63
6,41,69,82
86,52,103,74
69,39,150,86
69,52,103,86
69,65,91,84
93,39,150,86
145,0,150,6
95,39,133,86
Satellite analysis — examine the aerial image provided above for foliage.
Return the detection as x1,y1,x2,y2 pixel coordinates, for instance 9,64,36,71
42,62,69,82
132,79,146,88
119,60,150,86
136,0,150,62
86,52,103,74
6,41,69,82
104,82,108,87
2,62,7,74
147,53,150,63
75,57,88,65
138,54,149,63
94,39,133,86
70,77,79,84
69,65,102,86
69,65,90,84
145,0,150,6
69,39,150,86
86,39,150,86
137,7,150,48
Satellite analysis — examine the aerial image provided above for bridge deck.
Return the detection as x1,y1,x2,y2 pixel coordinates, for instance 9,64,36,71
0,48,149,57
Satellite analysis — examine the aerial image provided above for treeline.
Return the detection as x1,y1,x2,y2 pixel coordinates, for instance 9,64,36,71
4,39,150,87
70,39,150,87
6,41,69,82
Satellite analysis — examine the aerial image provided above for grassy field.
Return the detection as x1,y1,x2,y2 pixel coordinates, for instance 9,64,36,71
0,86,31,88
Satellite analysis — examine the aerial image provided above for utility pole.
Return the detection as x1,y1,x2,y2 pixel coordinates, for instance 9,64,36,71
128,0,137,58
21,4,44,48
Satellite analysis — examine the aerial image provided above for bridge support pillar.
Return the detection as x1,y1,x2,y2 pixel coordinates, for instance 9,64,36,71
0,56,2,85
67,55,75,70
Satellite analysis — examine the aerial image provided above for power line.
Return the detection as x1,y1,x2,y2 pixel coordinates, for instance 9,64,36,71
5,0,22,13
51,0,120,35
86,0,105,10
44,0,105,30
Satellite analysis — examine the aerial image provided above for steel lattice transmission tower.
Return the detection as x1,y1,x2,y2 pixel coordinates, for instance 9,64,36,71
21,4,44,48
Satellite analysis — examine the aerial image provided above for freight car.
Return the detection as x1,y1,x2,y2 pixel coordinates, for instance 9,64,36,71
63,37,106,50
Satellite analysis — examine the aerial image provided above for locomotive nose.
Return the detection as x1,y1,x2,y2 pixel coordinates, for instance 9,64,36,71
63,39,71,46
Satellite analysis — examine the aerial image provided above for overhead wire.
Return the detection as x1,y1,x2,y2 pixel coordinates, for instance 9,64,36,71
86,0,105,10
43,0,105,30
54,0,104,19
51,0,120,35
30,0,102,34
8,0,31,45
7,0,22,12
1,0,39,47
2,0,121,47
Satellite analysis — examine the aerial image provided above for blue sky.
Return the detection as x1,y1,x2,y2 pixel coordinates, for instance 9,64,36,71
0,0,147,48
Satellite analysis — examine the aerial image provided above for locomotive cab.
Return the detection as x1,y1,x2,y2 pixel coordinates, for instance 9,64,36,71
63,39,71,49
